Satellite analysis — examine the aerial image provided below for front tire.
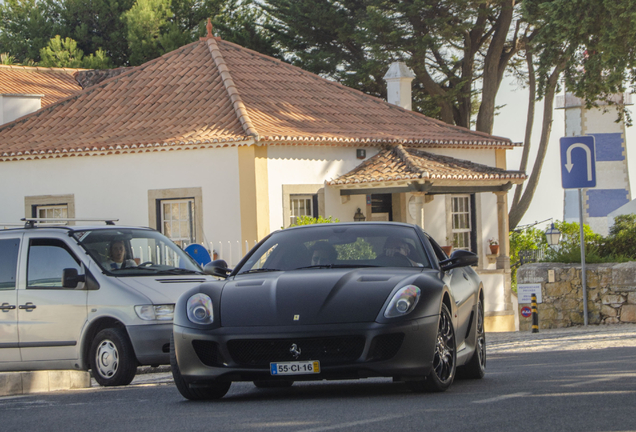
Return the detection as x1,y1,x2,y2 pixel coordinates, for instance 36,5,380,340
457,298,486,379
90,328,138,387
408,303,456,393
170,335,231,400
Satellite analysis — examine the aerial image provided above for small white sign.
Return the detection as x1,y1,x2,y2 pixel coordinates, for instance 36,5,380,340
518,283,542,304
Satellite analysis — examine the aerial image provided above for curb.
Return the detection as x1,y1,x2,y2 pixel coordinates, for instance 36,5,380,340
0,370,91,397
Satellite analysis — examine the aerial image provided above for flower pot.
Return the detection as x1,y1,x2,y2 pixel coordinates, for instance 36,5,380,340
441,245,453,255
489,244,499,255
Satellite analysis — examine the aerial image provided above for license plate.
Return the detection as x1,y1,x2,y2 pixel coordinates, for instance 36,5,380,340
270,360,320,376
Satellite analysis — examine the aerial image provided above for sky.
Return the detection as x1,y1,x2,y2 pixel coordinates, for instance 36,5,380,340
492,75,635,232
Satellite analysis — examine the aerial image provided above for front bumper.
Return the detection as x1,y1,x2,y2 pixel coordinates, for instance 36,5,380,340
127,323,172,365
173,316,439,384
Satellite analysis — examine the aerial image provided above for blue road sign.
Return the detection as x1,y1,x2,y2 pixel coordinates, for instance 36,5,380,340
560,136,597,189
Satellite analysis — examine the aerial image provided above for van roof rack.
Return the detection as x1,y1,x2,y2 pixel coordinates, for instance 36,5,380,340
21,217,119,228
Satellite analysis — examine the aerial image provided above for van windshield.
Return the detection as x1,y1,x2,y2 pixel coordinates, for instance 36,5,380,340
73,228,203,276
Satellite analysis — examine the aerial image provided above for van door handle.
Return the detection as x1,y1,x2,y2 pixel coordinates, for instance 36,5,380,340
19,302,37,311
1,302,16,311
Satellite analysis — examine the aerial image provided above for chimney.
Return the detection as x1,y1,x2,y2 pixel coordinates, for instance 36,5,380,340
383,62,415,111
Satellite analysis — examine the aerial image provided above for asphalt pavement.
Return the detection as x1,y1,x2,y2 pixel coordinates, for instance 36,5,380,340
2,323,636,396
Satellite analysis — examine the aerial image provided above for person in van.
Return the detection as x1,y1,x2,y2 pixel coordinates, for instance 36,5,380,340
104,239,137,270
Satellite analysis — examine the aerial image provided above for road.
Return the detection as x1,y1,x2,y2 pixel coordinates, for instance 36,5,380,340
1,332,635,432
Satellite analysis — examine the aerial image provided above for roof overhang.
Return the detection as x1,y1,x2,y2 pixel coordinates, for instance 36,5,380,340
332,179,522,196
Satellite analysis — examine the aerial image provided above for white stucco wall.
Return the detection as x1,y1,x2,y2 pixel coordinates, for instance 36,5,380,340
267,145,380,230
0,95,42,125
0,147,242,251
425,148,497,166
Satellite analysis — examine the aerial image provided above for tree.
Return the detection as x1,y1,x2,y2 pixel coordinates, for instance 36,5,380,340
261,0,521,131
39,35,110,68
508,0,636,229
123,0,174,66
0,0,63,63
61,0,136,67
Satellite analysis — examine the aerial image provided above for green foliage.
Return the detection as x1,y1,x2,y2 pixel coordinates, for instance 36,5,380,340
599,214,636,258
335,238,376,260
0,0,62,64
288,215,339,227
123,0,174,66
61,0,136,67
39,35,111,68
510,226,547,290
1,53,16,65
522,0,636,125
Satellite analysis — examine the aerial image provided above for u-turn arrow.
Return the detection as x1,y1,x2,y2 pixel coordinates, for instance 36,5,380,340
565,143,593,181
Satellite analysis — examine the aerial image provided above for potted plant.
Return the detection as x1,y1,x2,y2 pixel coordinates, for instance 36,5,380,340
441,237,453,255
488,238,499,255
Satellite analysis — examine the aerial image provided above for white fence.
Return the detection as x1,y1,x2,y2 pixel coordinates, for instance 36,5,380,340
208,239,258,267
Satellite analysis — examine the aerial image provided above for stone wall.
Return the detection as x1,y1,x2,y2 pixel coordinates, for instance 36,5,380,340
517,262,636,331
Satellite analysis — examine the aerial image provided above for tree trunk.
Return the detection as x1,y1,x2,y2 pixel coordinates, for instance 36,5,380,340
511,48,536,209
475,0,516,134
508,61,565,229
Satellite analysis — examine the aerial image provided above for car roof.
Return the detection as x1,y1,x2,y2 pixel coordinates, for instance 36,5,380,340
0,225,156,234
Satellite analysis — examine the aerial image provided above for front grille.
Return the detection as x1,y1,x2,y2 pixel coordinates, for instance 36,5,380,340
367,333,404,362
227,336,365,367
192,340,221,367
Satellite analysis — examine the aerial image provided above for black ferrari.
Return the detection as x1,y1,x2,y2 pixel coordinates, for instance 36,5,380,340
171,222,486,400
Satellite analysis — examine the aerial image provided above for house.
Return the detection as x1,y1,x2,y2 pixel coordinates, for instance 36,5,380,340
0,64,83,125
0,27,526,331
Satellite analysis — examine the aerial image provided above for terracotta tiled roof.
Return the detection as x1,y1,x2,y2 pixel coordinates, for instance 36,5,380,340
328,145,526,186
0,36,515,161
74,67,134,89
0,65,83,106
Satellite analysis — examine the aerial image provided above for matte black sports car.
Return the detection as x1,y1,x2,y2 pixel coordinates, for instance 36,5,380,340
171,222,485,400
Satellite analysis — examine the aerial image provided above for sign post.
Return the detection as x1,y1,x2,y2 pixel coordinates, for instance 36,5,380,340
560,136,596,326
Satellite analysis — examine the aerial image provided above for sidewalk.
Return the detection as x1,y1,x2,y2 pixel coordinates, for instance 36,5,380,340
487,323,636,354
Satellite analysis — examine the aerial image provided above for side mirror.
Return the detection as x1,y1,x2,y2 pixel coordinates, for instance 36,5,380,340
62,268,86,288
203,259,232,278
440,250,478,271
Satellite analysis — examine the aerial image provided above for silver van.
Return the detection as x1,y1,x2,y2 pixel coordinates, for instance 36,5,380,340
0,220,216,386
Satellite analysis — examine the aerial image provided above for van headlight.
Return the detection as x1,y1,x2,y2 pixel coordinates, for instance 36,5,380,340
135,304,175,321
186,294,214,325
384,285,421,318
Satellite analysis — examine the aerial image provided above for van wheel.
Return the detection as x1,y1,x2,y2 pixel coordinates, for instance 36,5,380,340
90,328,138,386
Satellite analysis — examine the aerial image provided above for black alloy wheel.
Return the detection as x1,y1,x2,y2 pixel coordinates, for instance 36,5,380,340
408,303,456,392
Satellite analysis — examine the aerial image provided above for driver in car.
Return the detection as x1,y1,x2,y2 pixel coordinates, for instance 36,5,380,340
104,239,138,270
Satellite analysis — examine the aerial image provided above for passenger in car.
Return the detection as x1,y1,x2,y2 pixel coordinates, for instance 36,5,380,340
104,239,138,270
310,242,338,266
382,237,424,267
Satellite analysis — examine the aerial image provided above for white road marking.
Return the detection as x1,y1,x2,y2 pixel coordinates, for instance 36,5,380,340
473,392,531,403
294,414,405,432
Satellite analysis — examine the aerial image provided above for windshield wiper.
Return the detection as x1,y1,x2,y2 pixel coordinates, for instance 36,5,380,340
240,268,281,275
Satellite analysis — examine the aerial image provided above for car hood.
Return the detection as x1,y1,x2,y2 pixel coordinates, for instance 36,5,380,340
118,275,216,304
220,268,427,326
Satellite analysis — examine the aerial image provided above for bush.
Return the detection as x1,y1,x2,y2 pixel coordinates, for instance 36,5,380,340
598,214,636,258
288,215,339,228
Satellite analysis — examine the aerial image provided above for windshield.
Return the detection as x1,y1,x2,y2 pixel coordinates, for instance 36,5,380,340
73,228,203,276
237,224,431,275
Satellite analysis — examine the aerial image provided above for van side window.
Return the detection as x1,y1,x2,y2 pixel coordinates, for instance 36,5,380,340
27,238,81,289
0,239,20,290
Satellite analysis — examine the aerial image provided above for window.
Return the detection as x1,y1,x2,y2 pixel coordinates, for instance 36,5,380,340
0,239,20,290
36,205,68,220
25,194,75,222
290,194,315,225
451,195,471,250
160,199,195,248
148,188,203,247
27,239,81,289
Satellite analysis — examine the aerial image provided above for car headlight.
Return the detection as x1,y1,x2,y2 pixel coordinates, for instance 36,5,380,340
186,293,214,325
134,304,175,321
384,285,421,318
